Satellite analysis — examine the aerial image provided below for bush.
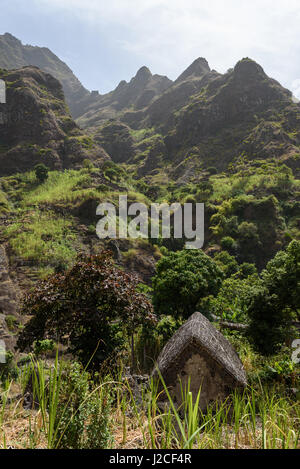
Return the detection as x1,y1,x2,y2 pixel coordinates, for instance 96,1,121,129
221,236,237,253
152,249,223,319
0,351,19,383
54,362,113,449
5,315,19,332
208,274,259,323
34,164,49,183
17,251,156,369
214,251,239,277
33,339,55,357
247,240,300,355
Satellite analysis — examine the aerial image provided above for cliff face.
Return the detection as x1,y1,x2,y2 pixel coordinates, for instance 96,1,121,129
83,58,300,178
0,245,20,351
2,33,298,178
0,66,108,176
161,58,300,172
0,33,90,117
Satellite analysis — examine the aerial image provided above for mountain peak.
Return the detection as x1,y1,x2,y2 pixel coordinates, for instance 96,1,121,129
233,58,266,80
135,66,152,81
3,32,17,39
3,32,21,44
176,57,210,83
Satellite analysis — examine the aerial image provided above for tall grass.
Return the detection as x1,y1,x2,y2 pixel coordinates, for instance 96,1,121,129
1,356,299,449
21,170,94,206
4,210,76,267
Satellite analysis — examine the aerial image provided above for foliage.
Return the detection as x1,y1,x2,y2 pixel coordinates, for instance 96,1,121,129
214,251,239,277
53,362,113,449
220,236,238,255
33,339,55,357
208,274,260,323
4,211,76,269
247,240,300,355
34,164,49,183
0,351,18,383
17,251,156,369
136,315,182,371
1,356,299,449
152,249,223,319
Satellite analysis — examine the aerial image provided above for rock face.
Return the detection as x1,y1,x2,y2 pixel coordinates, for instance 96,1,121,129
0,66,108,176
175,57,211,84
153,312,247,411
161,58,300,172
94,121,136,163
0,245,19,351
77,66,172,129
88,57,300,176
0,33,90,117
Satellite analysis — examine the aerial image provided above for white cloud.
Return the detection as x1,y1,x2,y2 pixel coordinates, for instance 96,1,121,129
37,0,300,95
291,79,300,100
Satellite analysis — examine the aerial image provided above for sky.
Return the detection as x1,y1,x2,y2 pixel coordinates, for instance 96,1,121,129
1,0,300,97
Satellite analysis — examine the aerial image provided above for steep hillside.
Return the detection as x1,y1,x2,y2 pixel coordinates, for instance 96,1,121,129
0,50,299,299
161,59,300,173
0,66,108,176
0,33,90,116
89,58,300,180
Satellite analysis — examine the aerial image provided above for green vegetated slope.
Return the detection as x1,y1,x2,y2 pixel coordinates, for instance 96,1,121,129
0,54,299,280
87,58,300,181
0,45,299,450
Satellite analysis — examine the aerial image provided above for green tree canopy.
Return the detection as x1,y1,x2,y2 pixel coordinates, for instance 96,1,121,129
152,249,223,319
247,240,300,355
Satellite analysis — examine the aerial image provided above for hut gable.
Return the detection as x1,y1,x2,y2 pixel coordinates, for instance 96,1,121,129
153,312,247,410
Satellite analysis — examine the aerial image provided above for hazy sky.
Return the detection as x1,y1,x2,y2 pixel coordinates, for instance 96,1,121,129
1,0,300,97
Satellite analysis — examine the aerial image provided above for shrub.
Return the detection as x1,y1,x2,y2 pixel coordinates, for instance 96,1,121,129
0,351,19,383
214,251,239,277
247,240,300,355
17,251,156,369
5,315,19,332
221,236,237,252
152,249,223,319
34,164,49,183
82,159,94,169
53,362,113,449
33,339,55,357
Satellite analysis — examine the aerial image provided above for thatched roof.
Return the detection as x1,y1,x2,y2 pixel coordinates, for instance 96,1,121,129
153,312,247,387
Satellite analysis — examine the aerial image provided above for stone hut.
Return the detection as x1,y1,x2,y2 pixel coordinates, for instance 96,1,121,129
152,312,247,411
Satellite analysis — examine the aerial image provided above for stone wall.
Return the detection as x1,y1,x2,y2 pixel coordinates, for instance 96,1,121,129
168,345,239,411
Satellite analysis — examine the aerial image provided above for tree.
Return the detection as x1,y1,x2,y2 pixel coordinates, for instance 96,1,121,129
34,163,49,183
17,251,156,369
152,249,223,319
247,240,300,355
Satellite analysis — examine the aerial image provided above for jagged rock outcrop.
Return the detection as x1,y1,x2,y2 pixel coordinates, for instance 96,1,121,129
175,57,211,83
94,121,136,163
0,33,90,117
116,57,300,175
0,66,109,176
162,58,300,172
0,245,20,351
77,66,172,129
